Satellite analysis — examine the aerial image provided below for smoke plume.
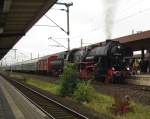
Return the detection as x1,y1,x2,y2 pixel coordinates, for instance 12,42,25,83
103,0,118,39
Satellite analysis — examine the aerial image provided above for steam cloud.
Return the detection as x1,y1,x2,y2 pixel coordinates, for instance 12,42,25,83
103,0,118,39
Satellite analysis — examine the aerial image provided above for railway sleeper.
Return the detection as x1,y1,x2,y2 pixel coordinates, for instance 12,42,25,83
53,115,75,119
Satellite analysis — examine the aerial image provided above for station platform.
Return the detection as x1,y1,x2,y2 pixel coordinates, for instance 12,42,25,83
0,75,50,119
127,74,150,86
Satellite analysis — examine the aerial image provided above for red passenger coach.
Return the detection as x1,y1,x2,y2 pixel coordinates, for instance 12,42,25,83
38,55,60,74
38,54,63,75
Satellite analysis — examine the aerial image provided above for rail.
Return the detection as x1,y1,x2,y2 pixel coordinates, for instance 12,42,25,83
5,77,89,119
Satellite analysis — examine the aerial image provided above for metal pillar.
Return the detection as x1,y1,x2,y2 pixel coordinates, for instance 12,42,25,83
56,2,73,51
66,5,70,51
141,48,144,61
30,53,32,60
81,39,83,48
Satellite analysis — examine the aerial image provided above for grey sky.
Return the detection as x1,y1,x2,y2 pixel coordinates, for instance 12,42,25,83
2,0,150,64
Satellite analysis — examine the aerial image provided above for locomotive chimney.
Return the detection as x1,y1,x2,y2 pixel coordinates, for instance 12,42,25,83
106,39,112,43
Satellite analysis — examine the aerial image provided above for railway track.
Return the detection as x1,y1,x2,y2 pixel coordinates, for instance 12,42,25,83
7,72,150,91
92,79,150,92
5,77,88,119
112,83,150,92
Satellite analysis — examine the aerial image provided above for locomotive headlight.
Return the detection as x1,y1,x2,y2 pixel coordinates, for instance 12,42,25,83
126,67,130,70
112,67,115,71
117,46,121,49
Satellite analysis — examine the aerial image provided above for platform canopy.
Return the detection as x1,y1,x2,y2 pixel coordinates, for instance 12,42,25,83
114,30,150,51
0,0,57,59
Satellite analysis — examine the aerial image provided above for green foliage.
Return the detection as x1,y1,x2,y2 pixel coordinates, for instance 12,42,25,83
58,64,79,97
73,81,96,102
25,78,59,94
86,92,114,115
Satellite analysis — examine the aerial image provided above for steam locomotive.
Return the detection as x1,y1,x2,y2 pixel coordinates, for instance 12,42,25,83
67,40,132,82
3,40,132,83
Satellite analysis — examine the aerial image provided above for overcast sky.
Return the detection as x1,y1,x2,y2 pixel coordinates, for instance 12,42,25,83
2,0,150,64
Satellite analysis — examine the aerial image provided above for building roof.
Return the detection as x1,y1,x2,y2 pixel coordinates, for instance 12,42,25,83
114,30,150,51
0,0,57,59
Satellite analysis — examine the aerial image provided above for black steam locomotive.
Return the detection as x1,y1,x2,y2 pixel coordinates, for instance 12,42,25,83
68,40,132,83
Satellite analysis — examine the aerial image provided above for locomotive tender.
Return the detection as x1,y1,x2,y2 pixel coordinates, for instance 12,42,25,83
4,40,132,82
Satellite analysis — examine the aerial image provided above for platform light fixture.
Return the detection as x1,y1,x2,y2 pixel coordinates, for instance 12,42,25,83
0,27,3,34
3,0,12,13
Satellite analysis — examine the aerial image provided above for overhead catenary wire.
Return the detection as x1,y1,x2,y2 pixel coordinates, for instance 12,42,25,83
44,15,68,35
71,6,150,40
34,25,57,27
48,37,68,49
119,0,143,14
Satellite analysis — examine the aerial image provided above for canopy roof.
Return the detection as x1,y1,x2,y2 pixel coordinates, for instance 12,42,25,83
114,30,150,51
0,0,57,59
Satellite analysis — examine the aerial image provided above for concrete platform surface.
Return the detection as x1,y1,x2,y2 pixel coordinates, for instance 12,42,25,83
0,75,50,119
134,74,150,78
127,74,150,86
0,82,15,119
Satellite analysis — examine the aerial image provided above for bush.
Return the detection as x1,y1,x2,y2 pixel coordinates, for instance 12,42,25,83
58,64,79,97
73,81,96,103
